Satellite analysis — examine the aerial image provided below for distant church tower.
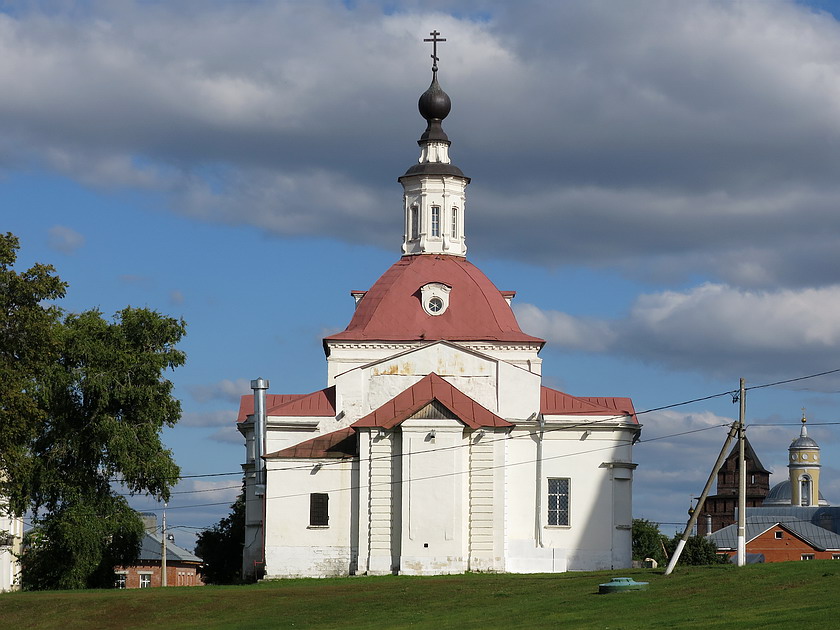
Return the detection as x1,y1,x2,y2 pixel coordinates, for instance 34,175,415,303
789,413,821,507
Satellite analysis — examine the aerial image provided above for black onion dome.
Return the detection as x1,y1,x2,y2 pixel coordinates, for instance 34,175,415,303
418,75,451,143
419,76,451,121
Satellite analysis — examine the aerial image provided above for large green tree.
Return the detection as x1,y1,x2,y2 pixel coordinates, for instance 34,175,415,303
195,487,246,584
1,233,186,589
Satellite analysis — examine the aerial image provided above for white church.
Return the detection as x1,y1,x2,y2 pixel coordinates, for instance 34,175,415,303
237,34,640,579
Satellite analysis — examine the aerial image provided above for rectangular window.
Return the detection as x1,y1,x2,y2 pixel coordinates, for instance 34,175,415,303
775,531,783,539
431,206,440,237
833,554,840,560
801,554,815,560
310,493,329,527
451,207,458,237
547,478,570,526
114,573,127,589
410,206,419,240
139,573,151,588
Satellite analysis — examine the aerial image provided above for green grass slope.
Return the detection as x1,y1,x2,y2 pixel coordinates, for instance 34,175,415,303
1,562,838,629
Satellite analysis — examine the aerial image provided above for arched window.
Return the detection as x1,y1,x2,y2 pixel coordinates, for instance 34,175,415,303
410,205,419,240
451,207,458,238
801,475,812,506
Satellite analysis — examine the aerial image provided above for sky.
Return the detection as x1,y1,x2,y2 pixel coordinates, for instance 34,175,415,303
5,0,840,549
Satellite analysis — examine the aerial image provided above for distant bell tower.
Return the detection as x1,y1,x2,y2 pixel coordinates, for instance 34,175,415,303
789,412,821,507
399,30,470,257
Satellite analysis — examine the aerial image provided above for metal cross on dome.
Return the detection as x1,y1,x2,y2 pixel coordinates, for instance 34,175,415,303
424,30,446,73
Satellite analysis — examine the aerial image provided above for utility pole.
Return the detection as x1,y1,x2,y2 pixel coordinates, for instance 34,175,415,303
161,502,168,587
737,378,746,566
665,421,739,575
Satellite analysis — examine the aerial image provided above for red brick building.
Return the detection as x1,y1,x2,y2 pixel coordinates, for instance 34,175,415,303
114,531,204,589
698,437,771,536
711,516,840,562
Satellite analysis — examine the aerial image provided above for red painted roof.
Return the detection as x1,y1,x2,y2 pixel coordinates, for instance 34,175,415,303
540,387,638,424
236,387,336,423
325,255,544,345
266,427,356,459
352,372,512,429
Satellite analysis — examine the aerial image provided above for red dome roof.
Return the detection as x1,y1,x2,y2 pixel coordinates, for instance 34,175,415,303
325,255,544,345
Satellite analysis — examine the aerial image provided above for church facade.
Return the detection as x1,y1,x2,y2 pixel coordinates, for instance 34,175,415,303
238,39,640,579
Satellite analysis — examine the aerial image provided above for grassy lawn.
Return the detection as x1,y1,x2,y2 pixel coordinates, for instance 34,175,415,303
1,562,838,629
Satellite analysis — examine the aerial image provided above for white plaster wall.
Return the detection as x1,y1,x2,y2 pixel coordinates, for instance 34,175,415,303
399,418,467,575
263,460,356,578
0,510,21,592
504,422,635,572
496,360,541,419
334,343,505,423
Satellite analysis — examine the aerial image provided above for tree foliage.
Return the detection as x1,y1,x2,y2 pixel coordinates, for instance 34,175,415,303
665,533,729,566
632,518,669,566
1,233,187,589
195,487,246,584
0,233,66,504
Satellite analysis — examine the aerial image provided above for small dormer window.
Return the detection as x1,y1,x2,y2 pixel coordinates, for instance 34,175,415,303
420,282,451,316
431,206,440,237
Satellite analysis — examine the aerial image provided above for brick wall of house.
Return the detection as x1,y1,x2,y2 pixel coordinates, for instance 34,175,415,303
114,562,204,588
720,526,840,562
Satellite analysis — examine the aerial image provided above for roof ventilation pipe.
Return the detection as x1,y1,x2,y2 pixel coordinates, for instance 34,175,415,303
251,378,270,497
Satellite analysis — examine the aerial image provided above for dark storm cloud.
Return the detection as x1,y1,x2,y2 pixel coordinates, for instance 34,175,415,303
2,1,840,290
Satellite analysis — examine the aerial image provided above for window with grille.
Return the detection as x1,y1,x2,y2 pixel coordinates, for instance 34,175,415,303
431,206,440,237
451,207,458,237
310,493,329,527
548,478,570,526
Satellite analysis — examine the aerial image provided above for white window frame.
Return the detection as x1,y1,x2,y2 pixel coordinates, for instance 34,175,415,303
139,572,152,588
431,206,440,237
801,553,815,560
114,572,127,589
451,207,458,238
547,477,570,527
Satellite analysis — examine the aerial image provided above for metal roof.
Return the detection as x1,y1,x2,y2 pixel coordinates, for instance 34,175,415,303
324,255,544,346
138,532,202,564
710,515,840,551
352,372,512,430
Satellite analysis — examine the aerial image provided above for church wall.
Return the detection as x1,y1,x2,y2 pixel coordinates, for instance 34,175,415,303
263,459,356,578
398,418,468,575
496,360,541,419
503,423,634,572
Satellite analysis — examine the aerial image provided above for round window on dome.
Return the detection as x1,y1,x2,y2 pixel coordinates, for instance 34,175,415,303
419,282,451,316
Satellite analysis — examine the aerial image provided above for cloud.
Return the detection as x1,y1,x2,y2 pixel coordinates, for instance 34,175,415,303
209,425,243,445
169,289,184,305
633,408,796,522
187,378,251,404
517,283,840,385
47,224,84,254
4,2,840,288
179,409,235,428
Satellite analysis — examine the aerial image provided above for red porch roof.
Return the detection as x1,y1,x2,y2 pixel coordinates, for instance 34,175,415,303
352,372,512,430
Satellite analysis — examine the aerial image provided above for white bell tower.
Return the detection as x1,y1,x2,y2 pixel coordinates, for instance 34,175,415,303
399,31,470,257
